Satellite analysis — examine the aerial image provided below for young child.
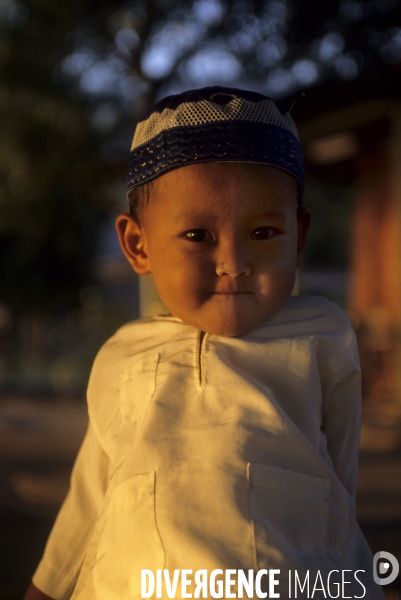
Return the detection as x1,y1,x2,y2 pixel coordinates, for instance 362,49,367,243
26,87,384,600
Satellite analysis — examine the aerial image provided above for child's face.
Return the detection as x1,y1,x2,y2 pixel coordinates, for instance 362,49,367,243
117,162,310,337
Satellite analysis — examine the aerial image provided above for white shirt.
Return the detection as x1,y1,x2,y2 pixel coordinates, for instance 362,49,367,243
32,295,384,600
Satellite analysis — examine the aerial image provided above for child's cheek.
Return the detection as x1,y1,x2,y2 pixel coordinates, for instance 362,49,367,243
257,268,295,300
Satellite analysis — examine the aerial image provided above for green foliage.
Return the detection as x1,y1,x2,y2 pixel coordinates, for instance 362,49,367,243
0,0,111,312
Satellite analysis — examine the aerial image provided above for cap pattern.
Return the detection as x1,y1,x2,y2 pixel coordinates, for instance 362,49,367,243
127,86,304,193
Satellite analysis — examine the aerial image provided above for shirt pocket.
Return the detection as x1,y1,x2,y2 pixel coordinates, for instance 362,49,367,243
247,463,332,570
93,471,165,600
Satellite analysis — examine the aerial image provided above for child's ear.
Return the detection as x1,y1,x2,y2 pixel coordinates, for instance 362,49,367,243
296,208,311,264
115,213,151,275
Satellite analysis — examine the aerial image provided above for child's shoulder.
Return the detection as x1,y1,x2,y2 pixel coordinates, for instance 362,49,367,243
251,295,357,357
86,315,187,436
92,314,187,372
260,294,353,335
247,295,359,381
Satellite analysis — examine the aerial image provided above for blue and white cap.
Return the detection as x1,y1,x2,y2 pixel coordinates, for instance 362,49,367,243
126,86,304,194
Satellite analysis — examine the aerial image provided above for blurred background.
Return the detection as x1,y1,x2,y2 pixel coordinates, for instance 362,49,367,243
0,0,401,598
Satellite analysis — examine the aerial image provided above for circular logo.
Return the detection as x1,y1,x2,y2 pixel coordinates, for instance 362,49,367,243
373,551,399,586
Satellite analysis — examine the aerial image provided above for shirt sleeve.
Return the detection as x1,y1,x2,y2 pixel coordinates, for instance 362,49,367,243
321,359,362,504
32,421,111,600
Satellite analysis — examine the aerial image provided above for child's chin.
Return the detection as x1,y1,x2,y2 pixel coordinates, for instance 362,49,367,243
200,303,285,336
202,316,262,338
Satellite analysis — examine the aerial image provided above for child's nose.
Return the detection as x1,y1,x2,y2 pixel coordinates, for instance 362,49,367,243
215,242,251,277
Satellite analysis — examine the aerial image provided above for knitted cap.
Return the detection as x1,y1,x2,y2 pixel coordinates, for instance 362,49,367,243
126,86,304,194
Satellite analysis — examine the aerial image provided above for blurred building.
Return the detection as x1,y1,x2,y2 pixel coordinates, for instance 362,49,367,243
297,81,401,408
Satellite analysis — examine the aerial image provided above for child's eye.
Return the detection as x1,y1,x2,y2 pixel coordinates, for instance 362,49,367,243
184,229,213,242
251,227,278,240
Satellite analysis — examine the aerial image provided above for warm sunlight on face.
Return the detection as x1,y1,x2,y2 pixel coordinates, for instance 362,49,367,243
119,162,310,337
